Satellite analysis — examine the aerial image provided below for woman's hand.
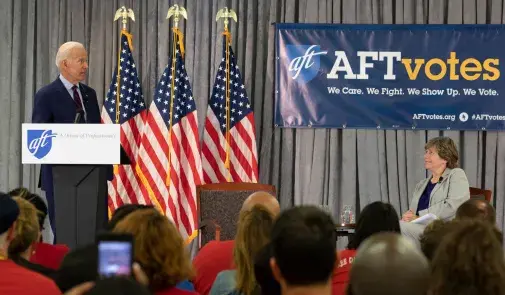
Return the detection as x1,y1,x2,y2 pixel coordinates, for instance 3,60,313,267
402,210,418,222
64,282,94,295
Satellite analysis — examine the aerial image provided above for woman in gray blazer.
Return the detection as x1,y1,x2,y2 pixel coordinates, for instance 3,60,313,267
400,136,470,245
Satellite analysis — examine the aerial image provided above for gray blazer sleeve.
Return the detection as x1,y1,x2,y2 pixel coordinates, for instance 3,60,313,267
418,168,470,220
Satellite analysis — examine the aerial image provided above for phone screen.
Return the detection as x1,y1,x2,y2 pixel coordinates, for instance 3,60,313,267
98,241,133,278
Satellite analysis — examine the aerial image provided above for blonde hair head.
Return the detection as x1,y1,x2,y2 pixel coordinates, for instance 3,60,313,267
8,197,40,257
234,205,275,295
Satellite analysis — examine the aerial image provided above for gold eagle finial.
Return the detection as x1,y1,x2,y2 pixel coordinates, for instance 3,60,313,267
167,4,188,28
216,7,237,31
114,6,135,30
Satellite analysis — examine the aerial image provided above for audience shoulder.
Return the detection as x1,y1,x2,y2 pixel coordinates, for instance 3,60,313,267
20,265,61,293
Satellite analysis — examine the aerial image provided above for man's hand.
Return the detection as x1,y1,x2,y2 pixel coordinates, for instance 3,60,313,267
402,210,418,222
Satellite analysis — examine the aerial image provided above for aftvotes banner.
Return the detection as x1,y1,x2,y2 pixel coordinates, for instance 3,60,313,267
275,24,505,130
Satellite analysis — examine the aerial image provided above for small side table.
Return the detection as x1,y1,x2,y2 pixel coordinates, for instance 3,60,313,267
335,223,356,238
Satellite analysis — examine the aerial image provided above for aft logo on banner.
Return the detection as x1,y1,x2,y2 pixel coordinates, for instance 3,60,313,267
27,130,57,159
286,45,327,82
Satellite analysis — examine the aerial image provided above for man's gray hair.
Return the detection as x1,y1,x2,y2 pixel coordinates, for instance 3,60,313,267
55,41,85,69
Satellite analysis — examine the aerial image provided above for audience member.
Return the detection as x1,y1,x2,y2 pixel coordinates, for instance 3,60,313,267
113,208,197,295
270,206,336,295
54,244,98,292
85,277,152,295
419,220,451,262
333,201,400,295
348,233,429,295
9,187,70,270
0,193,61,295
210,205,275,295
106,204,154,231
106,203,194,292
193,191,279,295
456,198,496,224
254,244,280,295
9,197,55,277
429,219,505,295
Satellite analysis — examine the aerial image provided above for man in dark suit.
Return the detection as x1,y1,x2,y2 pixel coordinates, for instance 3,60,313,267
32,41,101,238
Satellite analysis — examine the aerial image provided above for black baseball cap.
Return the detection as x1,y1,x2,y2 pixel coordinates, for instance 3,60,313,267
0,193,19,235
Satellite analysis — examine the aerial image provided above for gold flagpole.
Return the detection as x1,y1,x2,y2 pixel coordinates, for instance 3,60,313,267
109,6,135,219
112,7,135,176
165,4,188,187
216,7,237,182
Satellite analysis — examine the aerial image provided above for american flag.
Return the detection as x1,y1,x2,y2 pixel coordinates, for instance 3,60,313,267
101,31,151,213
136,31,202,239
202,36,258,183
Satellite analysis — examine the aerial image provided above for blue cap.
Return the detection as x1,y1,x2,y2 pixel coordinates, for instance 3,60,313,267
0,193,19,235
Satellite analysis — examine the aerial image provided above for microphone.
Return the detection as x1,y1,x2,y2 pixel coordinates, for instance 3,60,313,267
74,108,84,124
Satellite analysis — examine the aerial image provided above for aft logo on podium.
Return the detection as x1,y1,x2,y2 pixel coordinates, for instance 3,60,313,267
27,130,57,159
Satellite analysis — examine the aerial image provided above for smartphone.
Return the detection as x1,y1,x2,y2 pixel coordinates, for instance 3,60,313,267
96,233,134,278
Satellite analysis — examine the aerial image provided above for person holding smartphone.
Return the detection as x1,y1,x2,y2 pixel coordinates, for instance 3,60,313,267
113,208,197,295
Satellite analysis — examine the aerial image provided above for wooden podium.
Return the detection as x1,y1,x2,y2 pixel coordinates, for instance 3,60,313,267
196,182,276,248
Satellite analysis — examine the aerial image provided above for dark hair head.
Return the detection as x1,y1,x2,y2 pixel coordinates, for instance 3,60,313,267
54,244,98,292
271,205,336,286
456,199,496,224
0,192,19,235
425,136,459,169
347,202,400,249
8,187,30,198
9,188,47,230
254,244,281,295
86,277,152,295
429,219,505,295
419,220,451,261
107,204,154,231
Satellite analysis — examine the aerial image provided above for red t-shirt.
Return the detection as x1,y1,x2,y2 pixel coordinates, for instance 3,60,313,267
192,240,235,295
156,287,199,295
30,242,69,270
332,249,357,295
0,260,61,295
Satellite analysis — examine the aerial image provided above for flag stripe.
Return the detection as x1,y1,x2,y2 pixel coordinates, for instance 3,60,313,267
115,167,140,205
102,32,147,214
230,126,254,177
168,125,192,233
201,143,226,183
236,115,259,180
136,37,201,239
202,40,258,185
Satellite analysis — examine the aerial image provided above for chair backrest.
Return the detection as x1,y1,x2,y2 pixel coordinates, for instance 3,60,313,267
197,182,276,248
469,187,492,203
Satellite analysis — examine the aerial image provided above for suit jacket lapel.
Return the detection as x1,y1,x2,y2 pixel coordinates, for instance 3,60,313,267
412,177,430,212
54,77,75,102
429,168,452,198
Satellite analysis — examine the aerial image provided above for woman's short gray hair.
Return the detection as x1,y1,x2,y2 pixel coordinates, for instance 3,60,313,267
55,41,85,68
